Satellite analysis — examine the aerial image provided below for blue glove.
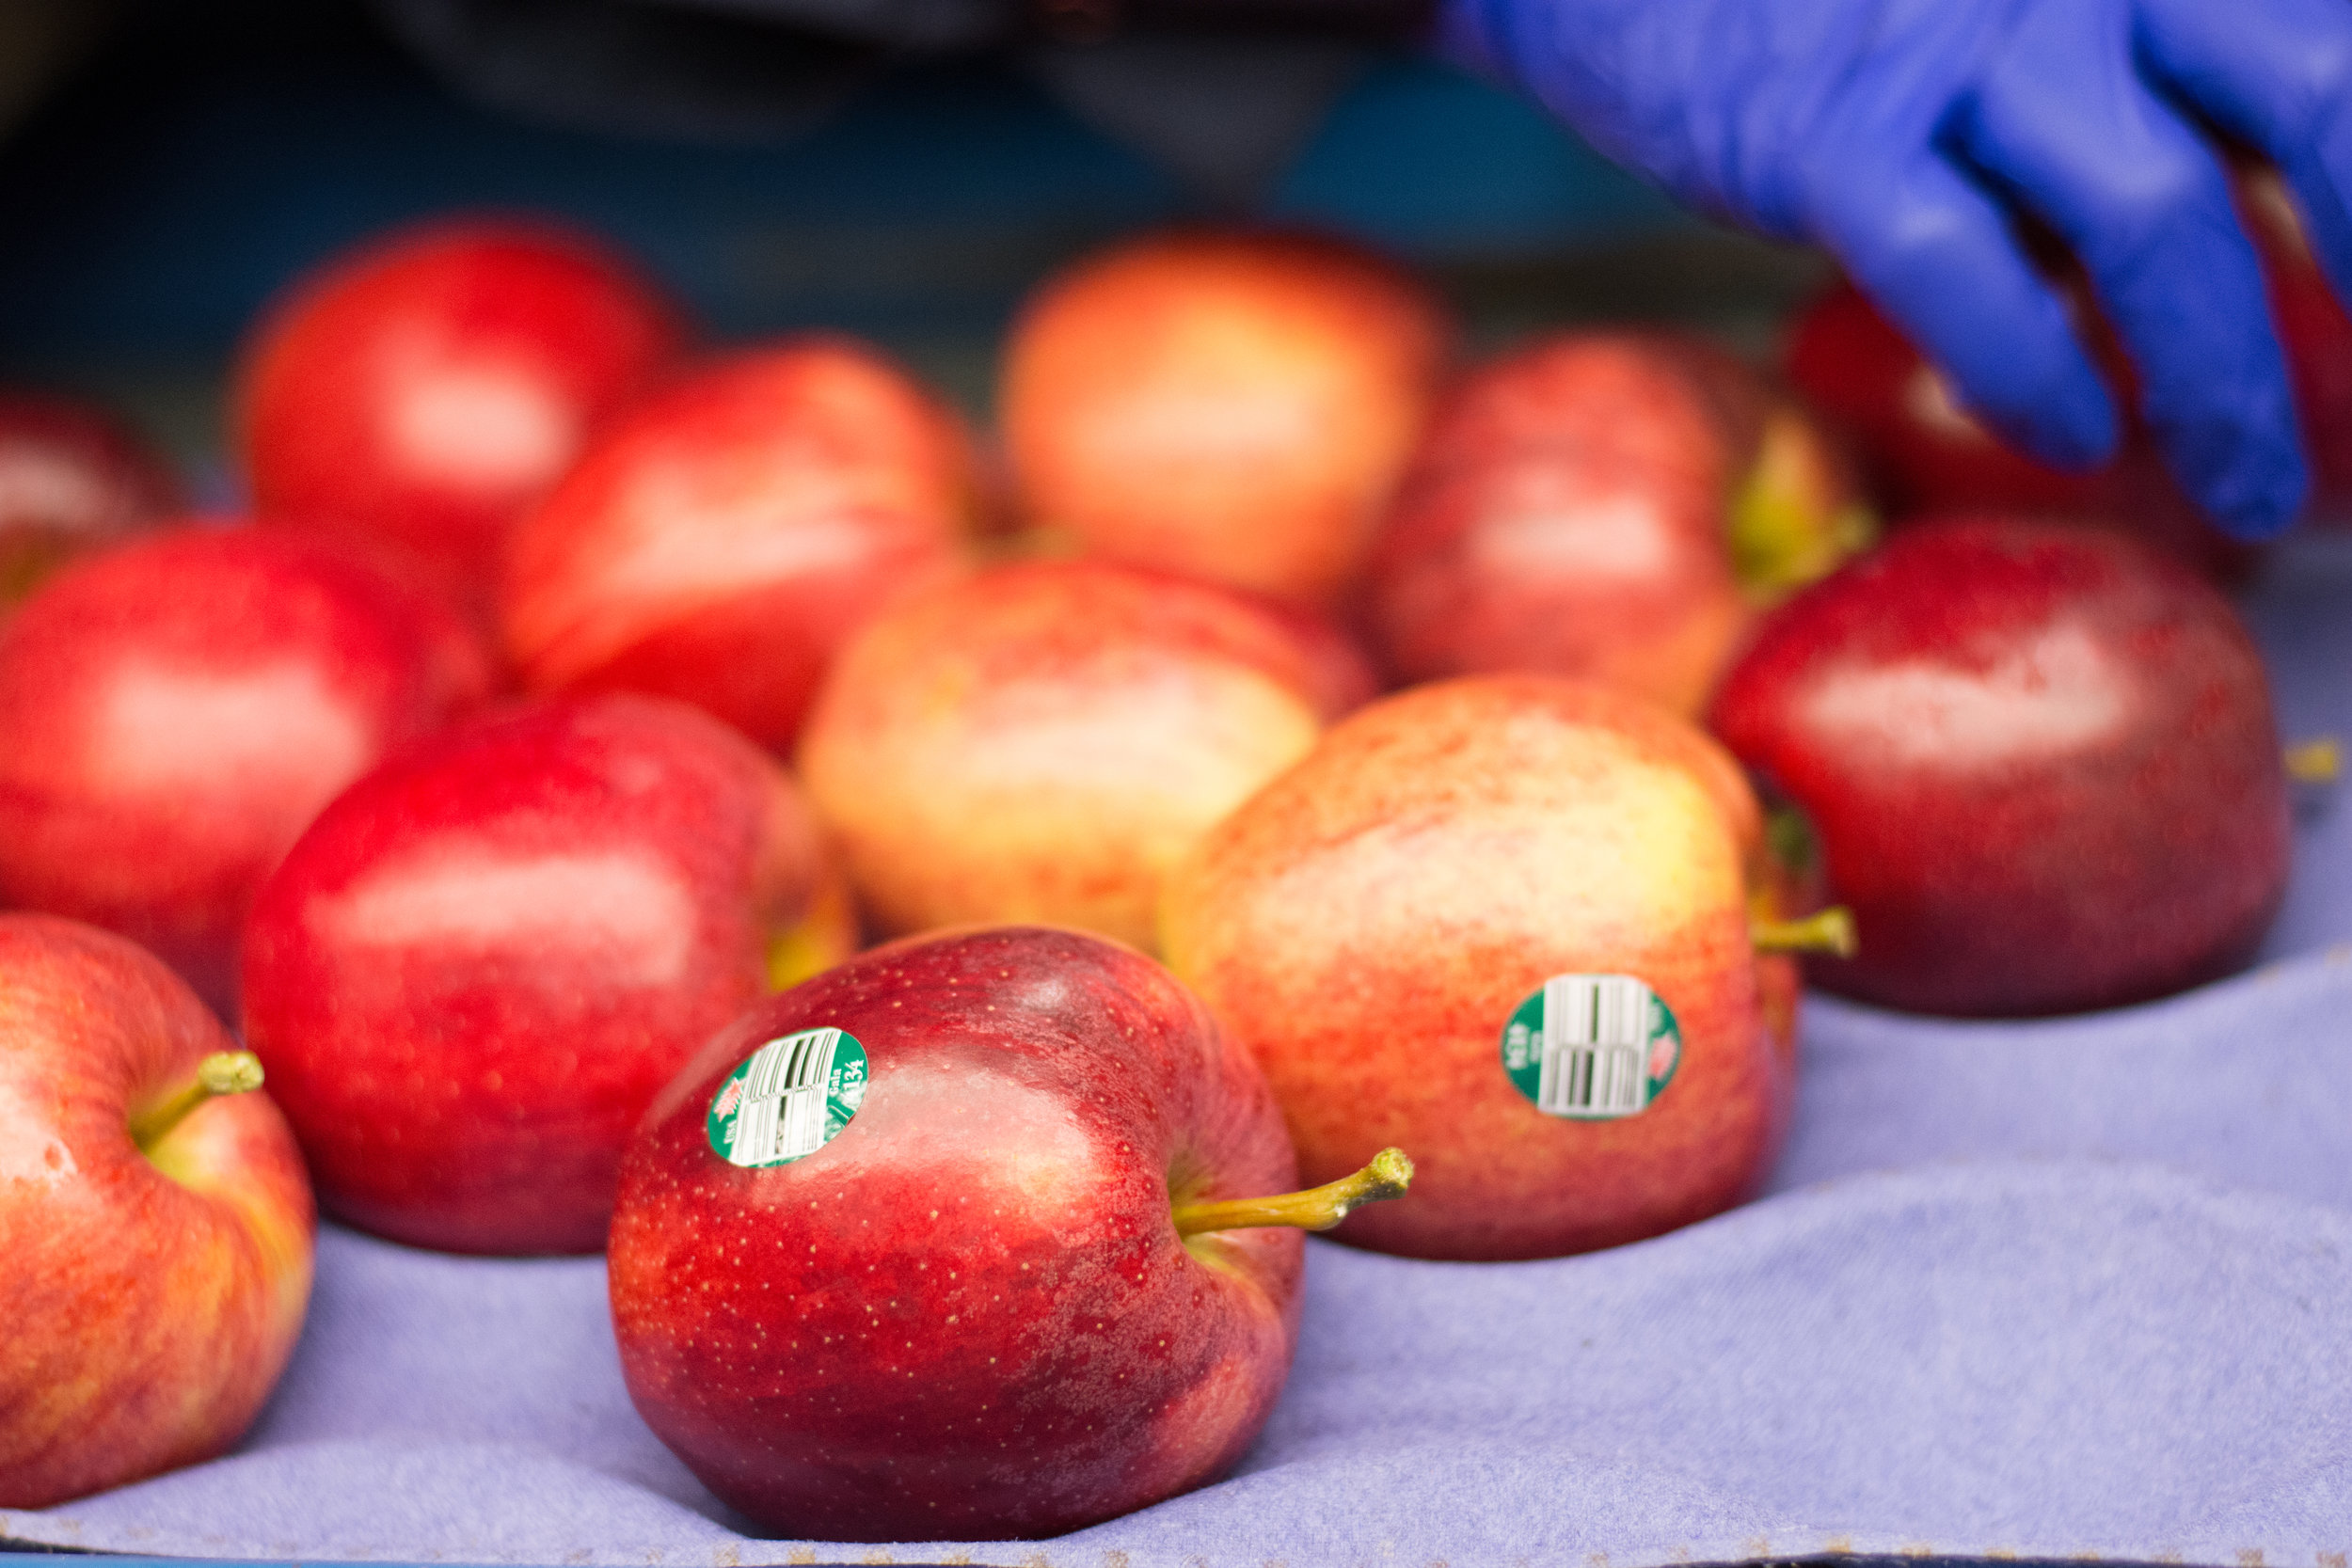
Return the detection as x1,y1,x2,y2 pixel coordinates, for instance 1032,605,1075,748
1436,0,2352,538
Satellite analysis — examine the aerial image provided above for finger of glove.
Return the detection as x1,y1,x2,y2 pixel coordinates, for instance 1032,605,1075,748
2139,0,2352,308
1958,3,2307,536
1809,150,2120,472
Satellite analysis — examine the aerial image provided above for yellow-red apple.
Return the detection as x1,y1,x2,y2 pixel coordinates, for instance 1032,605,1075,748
798,559,1373,953
999,228,1453,604
0,913,313,1507
1163,675,1811,1260
1367,331,1872,716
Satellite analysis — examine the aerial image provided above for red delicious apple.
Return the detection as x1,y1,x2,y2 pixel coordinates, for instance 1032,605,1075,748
610,924,1409,1541
0,526,495,1012
241,693,854,1255
501,338,979,752
1709,515,2290,1017
797,558,1373,953
1162,675,1817,1261
234,216,686,608
0,913,314,1508
1366,331,1873,715
1783,279,2253,577
0,390,182,611
999,228,1454,604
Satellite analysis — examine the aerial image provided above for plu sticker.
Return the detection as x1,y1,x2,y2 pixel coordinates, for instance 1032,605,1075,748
707,1027,868,1168
1500,975,1680,1119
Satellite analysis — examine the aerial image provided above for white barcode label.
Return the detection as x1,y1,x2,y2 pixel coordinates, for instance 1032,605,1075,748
1500,974,1680,1121
706,1027,869,1168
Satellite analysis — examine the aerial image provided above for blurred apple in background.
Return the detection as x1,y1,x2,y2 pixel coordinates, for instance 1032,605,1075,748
612,925,1405,1541
1710,516,2290,1018
241,694,852,1256
799,559,1372,954
1164,676,1808,1261
1783,279,2253,577
0,527,494,1013
501,338,978,752
1000,228,1453,604
2237,166,2352,521
1366,331,1872,715
0,390,182,612
234,216,686,610
0,914,313,1508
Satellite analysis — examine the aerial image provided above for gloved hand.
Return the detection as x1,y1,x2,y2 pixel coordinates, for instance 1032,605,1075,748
1436,0,2352,538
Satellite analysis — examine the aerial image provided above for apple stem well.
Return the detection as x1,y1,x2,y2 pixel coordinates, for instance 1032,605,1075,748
130,1050,264,1151
1751,907,1859,958
1171,1148,1415,1238
2286,737,2344,785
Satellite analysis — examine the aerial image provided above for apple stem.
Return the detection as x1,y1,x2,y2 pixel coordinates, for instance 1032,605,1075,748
131,1051,264,1151
2286,736,2343,785
1751,906,1858,958
1171,1148,1415,1238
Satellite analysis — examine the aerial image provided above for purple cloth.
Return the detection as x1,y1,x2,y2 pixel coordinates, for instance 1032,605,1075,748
8,535,2352,1567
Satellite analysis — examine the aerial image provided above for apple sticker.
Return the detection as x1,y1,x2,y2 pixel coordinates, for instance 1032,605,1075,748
707,1027,869,1168
1500,975,1680,1119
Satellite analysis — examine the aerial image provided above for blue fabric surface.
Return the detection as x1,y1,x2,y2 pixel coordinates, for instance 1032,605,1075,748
7,536,2350,1567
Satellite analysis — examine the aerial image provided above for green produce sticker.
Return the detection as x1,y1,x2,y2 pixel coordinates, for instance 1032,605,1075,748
706,1027,868,1168
1501,975,1679,1120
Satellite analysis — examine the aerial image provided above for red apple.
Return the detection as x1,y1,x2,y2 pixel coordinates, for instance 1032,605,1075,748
0,390,182,611
798,559,1372,953
0,913,314,1508
1162,676,1805,1261
1708,516,2290,1017
1000,228,1453,604
1783,280,2252,577
2236,166,2352,521
234,216,686,608
1367,331,1873,715
0,526,495,1012
611,925,1406,1541
501,338,979,752
240,693,853,1255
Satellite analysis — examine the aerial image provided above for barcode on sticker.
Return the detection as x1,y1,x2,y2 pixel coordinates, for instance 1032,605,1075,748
1538,975,1656,1117
725,1028,842,1166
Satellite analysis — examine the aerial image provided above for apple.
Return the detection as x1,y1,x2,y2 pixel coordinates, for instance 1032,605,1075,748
240,693,854,1255
1161,675,1824,1262
797,559,1373,954
234,216,686,609
1782,279,2253,577
0,390,182,611
609,923,1409,1541
1708,515,2291,1017
0,912,314,1508
501,338,980,752
0,526,495,1013
999,228,1454,604
1365,331,1873,716
2236,166,2352,521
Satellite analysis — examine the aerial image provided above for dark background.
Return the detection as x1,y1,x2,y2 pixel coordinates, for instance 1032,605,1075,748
0,0,1822,488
